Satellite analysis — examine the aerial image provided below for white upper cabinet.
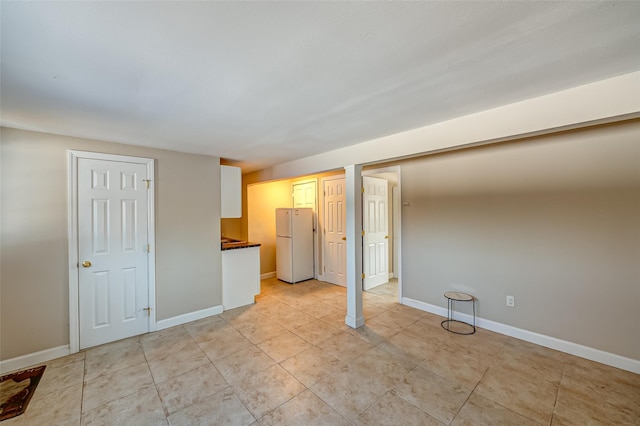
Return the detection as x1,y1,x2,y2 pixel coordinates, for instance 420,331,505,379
221,165,241,218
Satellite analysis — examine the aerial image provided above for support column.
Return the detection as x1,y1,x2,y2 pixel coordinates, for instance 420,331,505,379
344,164,364,329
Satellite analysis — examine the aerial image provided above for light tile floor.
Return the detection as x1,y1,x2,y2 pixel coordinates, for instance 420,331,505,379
6,278,640,425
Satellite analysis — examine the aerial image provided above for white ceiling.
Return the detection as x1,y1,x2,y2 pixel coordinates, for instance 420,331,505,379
1,1,639,172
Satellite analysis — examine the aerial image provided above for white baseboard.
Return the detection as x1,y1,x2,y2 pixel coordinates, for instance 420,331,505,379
402,297,640,375
260,271,276,280
0,345,70,374
156,305,223,331
9,299,636,376
345,314,365,329
1,306,224,374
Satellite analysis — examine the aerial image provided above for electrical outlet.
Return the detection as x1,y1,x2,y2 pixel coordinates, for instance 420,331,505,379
506,295,515,307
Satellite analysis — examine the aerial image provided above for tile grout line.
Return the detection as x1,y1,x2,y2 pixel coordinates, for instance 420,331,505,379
305,384,351,424
254,376,309,423
80,355,86,423
549,364,566,426
448,365,490,425
469,364,549,426
142,328,169,419
32,278,637,425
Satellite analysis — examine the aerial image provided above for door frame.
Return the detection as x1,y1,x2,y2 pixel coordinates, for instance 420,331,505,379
67,150,157,354
362,165,402,303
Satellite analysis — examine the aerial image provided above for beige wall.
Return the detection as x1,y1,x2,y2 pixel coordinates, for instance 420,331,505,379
0,127,221,360
245,170,345,275
399,121,640,360
220,217,243,240
217,119,639,361
269,73,640,180
247,180,292,274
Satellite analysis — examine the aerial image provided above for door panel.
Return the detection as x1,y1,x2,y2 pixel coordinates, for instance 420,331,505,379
78,158,149,349
323,177,346,286
92,271,110,327
363,176,389,290
92,199,110,253
292,181,316,208
121,200,137,251
123,267,137,320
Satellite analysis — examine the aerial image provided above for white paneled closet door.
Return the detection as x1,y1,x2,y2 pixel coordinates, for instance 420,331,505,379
363,176,389,290
323,177,346,286
77,158,150,349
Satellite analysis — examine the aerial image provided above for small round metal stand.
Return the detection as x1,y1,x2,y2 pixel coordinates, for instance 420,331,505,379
441,291,476,335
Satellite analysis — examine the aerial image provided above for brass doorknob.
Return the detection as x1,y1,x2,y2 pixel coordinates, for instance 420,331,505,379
385,235,389,239
341,236,346,240
82,261,92,268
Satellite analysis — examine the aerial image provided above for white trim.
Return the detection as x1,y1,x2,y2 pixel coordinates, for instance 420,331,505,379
261,271,276,280
1,305,222,373
344,165,364,329
402,297,640,374
392,185,401,303
270,72,640,180
345,314,365,329
67,153,80,353
67,150,156,352
2,304,220,372
0,345,70,375
402,298,448,318
156,306,223,331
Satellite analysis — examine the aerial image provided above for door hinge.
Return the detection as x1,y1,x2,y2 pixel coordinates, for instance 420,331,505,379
146,244,151,253
362,273,365,279
361,187,364,193
143,307,151,316
362,230,365,236
143,179,151,189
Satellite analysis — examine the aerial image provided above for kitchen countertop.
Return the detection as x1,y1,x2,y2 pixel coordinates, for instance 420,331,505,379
221,241,261,251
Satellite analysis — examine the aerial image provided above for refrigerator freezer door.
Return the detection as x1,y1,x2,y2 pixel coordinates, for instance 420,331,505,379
276,236,292,283
276,208,292,237
291,209,314,282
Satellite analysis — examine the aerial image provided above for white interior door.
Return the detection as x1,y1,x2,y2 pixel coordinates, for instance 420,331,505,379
292,180,317,277
292,181,316,209
363,176,389,290
323,177,346,286
78,158,150,349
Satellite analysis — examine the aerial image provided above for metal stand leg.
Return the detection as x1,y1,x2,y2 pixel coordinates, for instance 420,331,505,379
441,292,476,335
472,299,476,330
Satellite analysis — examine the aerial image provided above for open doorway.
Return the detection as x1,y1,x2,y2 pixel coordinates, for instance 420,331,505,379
362,166,401,303
246,171,342,281
246,166,402,315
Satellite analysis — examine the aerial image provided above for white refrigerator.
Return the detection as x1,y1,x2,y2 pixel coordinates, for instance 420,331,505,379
276,208,314,283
